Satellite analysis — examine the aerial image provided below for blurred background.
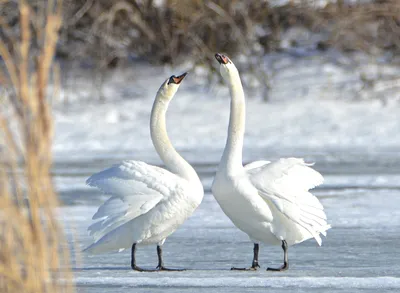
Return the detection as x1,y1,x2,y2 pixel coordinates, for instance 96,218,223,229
2,0,400,103
1,1,400,292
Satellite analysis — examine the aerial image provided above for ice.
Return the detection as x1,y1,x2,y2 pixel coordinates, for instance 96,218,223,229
62,188,400,292
60,161,400,292
75,275,400,289
56,134,400,292
49,51,400,292
59,160,400,293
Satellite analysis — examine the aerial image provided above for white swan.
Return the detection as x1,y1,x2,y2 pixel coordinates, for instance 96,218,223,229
84,73,204,271
211,53,330,271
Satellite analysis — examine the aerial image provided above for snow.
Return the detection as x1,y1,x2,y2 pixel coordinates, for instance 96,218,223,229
53,51,400,163
49,51,400,292
55,96,400,160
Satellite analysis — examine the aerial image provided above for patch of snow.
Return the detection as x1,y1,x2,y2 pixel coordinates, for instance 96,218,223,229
53,95,400,161
75,276,400,289
53,52,400,162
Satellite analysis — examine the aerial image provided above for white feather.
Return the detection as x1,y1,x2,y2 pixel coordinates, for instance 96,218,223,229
84,160,199,253
212,55,330,254
248,158,330,246
83,75,204,255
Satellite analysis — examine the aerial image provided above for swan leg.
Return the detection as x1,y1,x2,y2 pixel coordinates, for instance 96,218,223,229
267,240,289,272
156,245,185,271
231,243,260,271
130,243,157,272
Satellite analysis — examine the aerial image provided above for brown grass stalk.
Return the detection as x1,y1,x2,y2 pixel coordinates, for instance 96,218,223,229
0,1,73,293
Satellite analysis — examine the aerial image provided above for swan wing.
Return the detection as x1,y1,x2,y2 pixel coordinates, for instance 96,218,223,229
247,158,330,245
86,160,185,241
244,160,271,174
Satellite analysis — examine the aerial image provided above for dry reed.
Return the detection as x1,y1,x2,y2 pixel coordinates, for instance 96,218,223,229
0,1,74,292
2,1,399,69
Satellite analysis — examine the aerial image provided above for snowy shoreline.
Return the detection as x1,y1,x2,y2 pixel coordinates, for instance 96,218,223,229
54,96,400,162
53,51,400,162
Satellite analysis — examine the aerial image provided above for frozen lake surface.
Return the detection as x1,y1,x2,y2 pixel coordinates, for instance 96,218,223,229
58,152,400,293
52,52,400,292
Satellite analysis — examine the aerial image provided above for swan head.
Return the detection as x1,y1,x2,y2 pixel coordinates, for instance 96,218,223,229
215,53,238,82
158,72,187,100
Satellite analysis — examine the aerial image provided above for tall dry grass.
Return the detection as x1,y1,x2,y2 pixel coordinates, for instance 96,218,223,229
0,1,73,293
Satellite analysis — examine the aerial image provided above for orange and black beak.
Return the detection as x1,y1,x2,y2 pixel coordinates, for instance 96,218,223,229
168,72,188,85
215,53,230,65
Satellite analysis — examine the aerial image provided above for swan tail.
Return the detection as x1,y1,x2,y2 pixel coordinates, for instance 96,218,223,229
83,220,135,254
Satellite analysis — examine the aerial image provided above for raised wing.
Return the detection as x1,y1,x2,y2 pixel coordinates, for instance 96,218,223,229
86,160,185,241
244,160,271,175
247,158,330,245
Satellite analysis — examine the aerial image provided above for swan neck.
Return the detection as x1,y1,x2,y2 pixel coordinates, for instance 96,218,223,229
150,96,198,182
221,75,245,172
